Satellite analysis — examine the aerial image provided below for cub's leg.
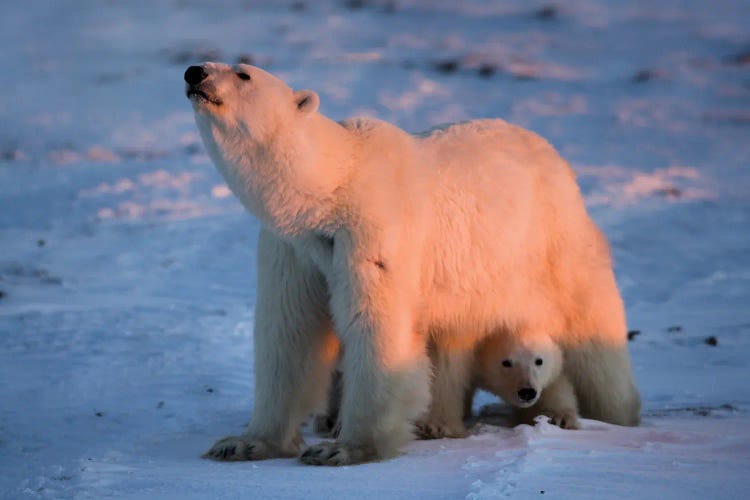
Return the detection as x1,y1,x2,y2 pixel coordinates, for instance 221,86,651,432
415,343,474,439
204,229,339,461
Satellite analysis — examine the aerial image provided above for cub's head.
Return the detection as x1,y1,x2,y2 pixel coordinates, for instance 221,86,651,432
478,334,563,408
184,62,319,144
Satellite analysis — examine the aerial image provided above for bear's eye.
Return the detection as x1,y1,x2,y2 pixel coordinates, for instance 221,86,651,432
502,359,512,368
535,358,543,366
236,72,251,81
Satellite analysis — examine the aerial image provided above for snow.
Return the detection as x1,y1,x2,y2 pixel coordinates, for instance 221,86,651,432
1,0,749,498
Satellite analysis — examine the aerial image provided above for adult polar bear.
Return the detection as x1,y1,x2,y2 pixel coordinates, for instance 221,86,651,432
185,63,640,465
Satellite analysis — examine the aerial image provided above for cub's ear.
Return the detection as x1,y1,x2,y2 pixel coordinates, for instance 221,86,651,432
294,89,319,115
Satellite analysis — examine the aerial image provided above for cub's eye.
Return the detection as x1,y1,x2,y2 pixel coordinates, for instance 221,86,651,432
535,358,543,366
502,360,512,368
236,72,251,81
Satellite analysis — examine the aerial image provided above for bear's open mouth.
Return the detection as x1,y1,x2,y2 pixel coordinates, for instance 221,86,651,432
186,88,223,106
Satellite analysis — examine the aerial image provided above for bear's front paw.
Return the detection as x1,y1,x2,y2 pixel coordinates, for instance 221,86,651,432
203,435,296,461
548,412,580,430
414,419,468,440
299,441,376,466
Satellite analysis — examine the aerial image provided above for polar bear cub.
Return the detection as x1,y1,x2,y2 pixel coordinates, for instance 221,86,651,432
477,333,580,429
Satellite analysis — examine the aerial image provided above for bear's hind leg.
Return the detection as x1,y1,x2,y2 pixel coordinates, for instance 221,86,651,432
565,341,641,427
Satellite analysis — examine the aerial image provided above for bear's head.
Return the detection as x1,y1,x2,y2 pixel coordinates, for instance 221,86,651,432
184,63,349,237
478,334,563,408
184,62,319,143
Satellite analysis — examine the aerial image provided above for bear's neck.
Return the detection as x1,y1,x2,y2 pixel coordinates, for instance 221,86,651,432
214,113,357,240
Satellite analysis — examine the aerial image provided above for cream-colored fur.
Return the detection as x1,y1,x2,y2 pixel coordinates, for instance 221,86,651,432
476,333,580,430
188,63,640,465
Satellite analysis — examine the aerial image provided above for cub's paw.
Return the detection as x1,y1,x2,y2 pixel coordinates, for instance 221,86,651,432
548,412,580,430
299,441,376,466
203,435,295,461
414,419,468,440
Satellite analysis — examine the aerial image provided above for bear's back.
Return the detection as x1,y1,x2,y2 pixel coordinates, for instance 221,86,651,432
416,119,575,181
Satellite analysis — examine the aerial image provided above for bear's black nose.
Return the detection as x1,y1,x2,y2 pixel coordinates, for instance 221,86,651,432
518,388,537,402
184,65,208,85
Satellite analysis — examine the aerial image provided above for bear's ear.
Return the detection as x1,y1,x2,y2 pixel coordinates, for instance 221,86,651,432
294,89,319,115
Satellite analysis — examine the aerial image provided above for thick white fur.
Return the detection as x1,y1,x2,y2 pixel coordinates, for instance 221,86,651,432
190,63,640,465
476,333,581,430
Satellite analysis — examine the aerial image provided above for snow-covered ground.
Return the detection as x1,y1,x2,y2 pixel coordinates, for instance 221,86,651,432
2,0,749,498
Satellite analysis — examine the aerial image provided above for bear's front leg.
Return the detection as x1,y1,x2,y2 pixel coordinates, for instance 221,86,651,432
299,247,431,465
204,229,339,461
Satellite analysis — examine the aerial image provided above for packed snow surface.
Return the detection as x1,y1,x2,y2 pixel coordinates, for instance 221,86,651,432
1,1,749,498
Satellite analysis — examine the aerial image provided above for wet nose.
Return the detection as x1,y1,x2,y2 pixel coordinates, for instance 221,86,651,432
184,65,208,85
518,388,537,402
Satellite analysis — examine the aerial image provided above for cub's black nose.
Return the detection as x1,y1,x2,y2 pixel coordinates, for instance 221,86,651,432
184,65,208,85
518,388,537,402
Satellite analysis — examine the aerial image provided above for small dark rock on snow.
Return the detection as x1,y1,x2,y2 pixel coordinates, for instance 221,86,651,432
478,64,496,78
632,69,657,83
534,5,558,20
728,50,750,65
184,143,201,155
382,1,397,14
2,149,24,161
343,0,366,10
705,336,718,346
434,59,460,74
627,330,641,341
657,186,682,198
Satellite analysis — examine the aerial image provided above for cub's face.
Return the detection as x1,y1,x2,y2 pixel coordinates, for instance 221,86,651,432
479,336,563,408
184,62,319,145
